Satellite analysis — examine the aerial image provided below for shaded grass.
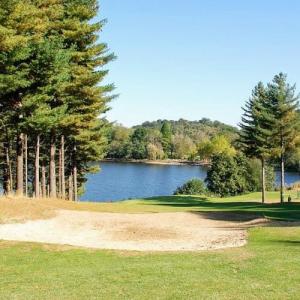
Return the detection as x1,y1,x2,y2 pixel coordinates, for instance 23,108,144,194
133,191,300,221
1,191,300,223
0,227,300,299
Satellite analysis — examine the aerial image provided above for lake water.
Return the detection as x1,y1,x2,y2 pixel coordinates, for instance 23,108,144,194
80,162,300,202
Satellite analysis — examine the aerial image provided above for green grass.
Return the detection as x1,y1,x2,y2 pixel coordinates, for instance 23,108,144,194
1,227,300,299
1,192,300,299
121,191,300,221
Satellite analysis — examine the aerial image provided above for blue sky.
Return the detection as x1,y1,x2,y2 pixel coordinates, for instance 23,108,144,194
98,0,300,127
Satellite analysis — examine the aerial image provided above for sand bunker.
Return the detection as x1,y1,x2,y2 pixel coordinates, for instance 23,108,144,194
0,210,263,251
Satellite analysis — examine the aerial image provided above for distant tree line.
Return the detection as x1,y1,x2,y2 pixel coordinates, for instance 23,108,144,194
0,1,114,199
106,118,239,161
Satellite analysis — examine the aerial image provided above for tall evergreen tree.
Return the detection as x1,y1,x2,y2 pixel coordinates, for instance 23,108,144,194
0,0,42,196
239,82,273,203
57,0,115,199
0,0,114,199
267,73,300,203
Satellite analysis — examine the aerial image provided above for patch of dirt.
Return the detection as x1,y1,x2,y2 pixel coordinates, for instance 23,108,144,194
0,197,57,224
0,210,259,252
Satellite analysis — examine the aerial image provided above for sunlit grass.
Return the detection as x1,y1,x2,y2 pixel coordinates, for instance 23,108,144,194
1,192,300,298
1,227,300,299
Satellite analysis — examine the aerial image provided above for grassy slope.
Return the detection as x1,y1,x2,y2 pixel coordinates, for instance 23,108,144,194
1,192,300,299
1,191,300,223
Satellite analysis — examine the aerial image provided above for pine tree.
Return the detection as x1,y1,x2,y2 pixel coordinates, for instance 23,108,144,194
0,0,39,196
0,0,114,199
239,82,273,203
56,0,115,199
267,73,300,203
21,37,71,198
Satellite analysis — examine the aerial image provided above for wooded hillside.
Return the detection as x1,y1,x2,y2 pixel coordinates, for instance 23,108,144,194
106,118,239,160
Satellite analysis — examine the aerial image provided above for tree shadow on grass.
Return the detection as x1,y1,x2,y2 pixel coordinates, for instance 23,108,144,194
268,240,300,246
144,196,300,222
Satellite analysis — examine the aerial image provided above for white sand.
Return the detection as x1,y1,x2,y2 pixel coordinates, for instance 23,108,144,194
0,210,264,251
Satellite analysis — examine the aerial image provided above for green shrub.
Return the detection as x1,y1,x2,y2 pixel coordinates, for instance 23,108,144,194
205,153,275,197
174,179,206,195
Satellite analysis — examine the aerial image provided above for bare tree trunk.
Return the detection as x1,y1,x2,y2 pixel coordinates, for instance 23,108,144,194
49,132,56,198
261,158,266,204
61,135,65,200
280,153,285,204
24,134,28,197
9,143,13,192
58,146,62,198
41,164,46,198
16,133,24,196
68,173,73,201
34,135,40,198
2,128,12,195
3,140,11,195
73,145,77,202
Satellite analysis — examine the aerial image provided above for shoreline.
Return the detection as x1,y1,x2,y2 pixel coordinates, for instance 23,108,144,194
101,158,210,167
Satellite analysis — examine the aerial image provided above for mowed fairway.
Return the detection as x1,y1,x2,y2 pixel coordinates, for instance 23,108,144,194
1,192,300,299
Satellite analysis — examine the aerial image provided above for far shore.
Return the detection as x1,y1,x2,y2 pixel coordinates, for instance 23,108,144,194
101,158,210,166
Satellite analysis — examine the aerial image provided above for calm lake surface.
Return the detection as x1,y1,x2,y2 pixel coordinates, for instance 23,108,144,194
80,162,300,202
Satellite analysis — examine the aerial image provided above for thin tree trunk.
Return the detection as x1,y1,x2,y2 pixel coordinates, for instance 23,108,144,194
34,135,40,198
3,140,11,195
8,140,13,192
68,173,73,201
39,182,42,198
3,128,12,194
58,146,62,198
73,166,77,202
73,144,77,202
24,134,28,197
280,153,285,204
41,164,46,198
61,135,65,200
49,132,56,198
9,159,13,192
16,133,24,196
261,158,266,204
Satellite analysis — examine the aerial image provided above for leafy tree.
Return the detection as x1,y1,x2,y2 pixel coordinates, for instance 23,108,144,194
198,135,236,161
147,143,164,160
206,153,258,197
160,121,172,157
171,134,196,159
129,128,148,159
107,125,131,159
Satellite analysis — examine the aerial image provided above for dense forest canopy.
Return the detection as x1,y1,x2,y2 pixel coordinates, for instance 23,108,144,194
106,116,300,173
0,0,114,199
106,118,239,161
